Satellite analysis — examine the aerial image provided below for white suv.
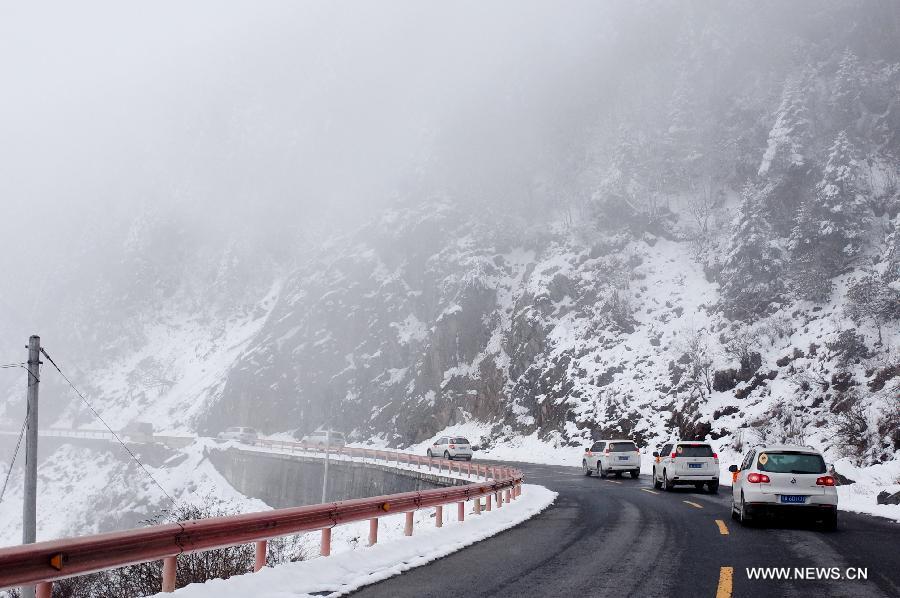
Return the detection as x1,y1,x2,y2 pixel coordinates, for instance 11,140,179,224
217,426,259,443
729,444,838,530
582,439,641,478
652,441,719,493
302,430,346,448
427,436,473,460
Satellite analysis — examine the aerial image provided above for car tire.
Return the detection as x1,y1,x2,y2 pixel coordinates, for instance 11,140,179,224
599,463,607,478
707,481,719,494
443,451,450,460
583,460,592,476
465,456,472,461
630,469,640,479
662,470,671,491
694,482,704,490
739,494,753,527
653,468,662,489
427,449,432,458
614,471,623,478
731,500,739,521
822,511,837,531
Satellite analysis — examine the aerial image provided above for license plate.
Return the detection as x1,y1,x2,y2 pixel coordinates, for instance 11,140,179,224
780,495,807,504
618,456,629,461
689,463,702,469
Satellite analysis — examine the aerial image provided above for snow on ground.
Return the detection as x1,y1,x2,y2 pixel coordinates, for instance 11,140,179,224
155,484,556,598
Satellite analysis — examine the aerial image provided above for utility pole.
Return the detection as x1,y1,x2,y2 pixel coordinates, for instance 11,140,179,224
22,335,40,598
321,429,330,503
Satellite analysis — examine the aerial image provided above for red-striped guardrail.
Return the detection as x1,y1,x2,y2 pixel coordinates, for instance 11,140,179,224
0,441,523,596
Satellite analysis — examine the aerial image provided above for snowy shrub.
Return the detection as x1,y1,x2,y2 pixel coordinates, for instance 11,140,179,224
826,330,871,366
831,392,873,465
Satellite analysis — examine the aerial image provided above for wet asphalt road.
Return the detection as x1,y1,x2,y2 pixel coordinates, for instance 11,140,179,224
350,461,900,598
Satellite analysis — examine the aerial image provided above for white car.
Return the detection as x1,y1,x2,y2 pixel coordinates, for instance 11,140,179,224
427,436,473,460
217,426,259,443
729,444,837,530
302,430,346,448
652,441,719,493
582,439,641,478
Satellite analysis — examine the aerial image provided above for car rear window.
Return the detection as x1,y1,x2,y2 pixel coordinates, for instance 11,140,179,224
452,437,470,444
609,442,637,452
757,451,826,474
676,444,714,457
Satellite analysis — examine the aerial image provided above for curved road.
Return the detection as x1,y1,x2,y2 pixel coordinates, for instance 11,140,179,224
352,461,900,598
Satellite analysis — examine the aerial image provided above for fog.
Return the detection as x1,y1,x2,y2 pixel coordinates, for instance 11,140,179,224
2,0,888,348
0,1,625,240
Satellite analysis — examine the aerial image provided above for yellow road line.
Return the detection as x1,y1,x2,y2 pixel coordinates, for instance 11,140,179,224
716,566,733,598
683,500,704,509
715,519,729,535
640,488,659,495
605,479,622,484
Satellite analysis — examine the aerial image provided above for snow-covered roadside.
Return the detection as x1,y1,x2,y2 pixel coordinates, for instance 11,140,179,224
154,484,557,598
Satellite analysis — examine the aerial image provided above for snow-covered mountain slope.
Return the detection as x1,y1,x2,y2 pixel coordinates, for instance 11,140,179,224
203,205,897,471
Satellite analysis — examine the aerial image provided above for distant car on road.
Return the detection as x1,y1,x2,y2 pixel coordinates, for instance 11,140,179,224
583,439,641,478
217,426,259,443
652,441,719,493
302,429,346,448
729,444,837,529
427,436,473,460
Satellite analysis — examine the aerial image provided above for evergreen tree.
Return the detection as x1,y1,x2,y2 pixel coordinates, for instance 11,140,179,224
789,131,870,300
830,49,866,132
758,72,817,235
720,182,784,318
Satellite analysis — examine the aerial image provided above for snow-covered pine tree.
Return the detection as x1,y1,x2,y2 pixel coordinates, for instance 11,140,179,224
830,49,867,133
758,72,816,235
720,181,784,318
789,131,870,301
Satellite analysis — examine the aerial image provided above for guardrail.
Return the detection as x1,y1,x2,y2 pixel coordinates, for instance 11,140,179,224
0,440,523,596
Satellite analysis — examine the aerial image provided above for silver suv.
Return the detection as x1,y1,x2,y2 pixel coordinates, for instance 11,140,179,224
728,444,838,529
582,439,641,478
652,441,719,493
217,426,259,443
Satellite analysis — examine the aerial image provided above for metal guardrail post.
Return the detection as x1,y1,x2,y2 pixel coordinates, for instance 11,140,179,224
486,494,492,511
435,505,443,528
35,582,51,598
321,528,332,556
404,512,414,536
457,501,465,522
161,556,177,592
474,497,481,514
368,518,378,545
254,540,267,572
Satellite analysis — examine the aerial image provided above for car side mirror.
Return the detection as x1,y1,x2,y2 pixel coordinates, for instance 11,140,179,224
728,465,738,473
652,451,659,458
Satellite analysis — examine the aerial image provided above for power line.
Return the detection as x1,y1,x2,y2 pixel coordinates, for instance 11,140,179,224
39,347,177,510
0,411,28,503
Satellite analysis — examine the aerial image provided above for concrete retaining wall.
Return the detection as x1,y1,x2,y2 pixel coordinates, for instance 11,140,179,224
209,448,467,508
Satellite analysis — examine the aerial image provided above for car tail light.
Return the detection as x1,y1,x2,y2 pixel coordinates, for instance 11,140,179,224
670,452,677,459
816,476,835,486
747,472,770,484
586,451,593,457
450,445,456,449
604,448,610,454
712,452,718,460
